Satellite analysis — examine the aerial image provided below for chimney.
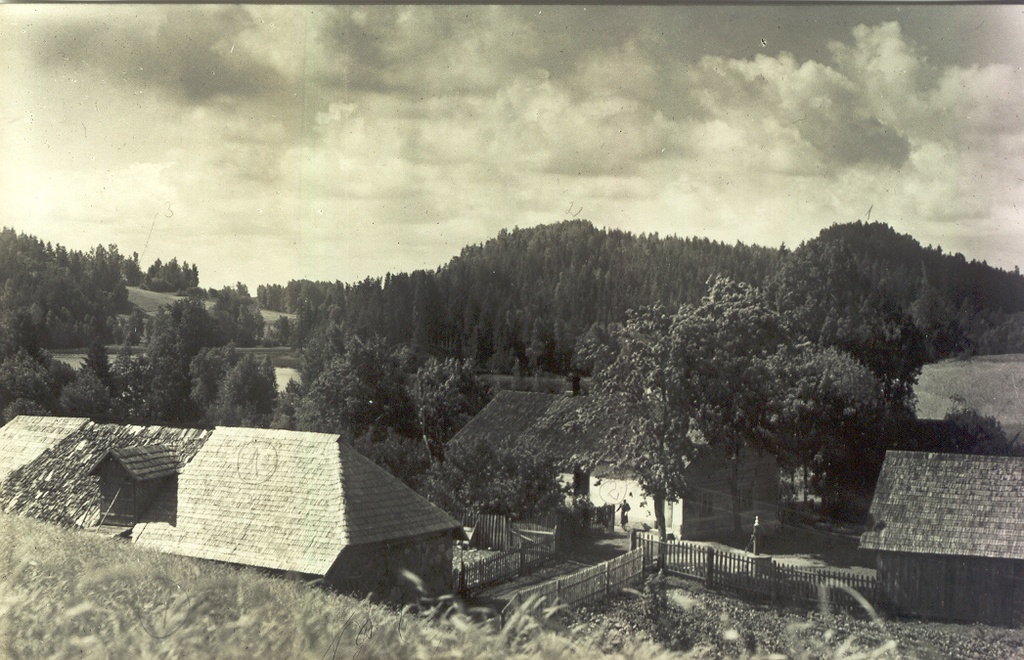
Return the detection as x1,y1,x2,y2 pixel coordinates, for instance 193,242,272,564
569,373,581,397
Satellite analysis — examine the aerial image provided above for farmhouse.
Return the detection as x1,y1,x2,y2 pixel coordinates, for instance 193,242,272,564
0,416,465,600
449,390,779,540
860,450,1024,625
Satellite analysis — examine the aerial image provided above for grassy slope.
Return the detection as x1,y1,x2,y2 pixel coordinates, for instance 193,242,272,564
915,354,1024,438
569,576,1024,660
0,514,667,660
6,514,1021,658
126,286,295,325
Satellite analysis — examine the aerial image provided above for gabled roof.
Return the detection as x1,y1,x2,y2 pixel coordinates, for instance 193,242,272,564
860,450,1024,559
134,427,462,575
0,418,211,527
89,444,179,481
0,416,88,484
448,391,598,465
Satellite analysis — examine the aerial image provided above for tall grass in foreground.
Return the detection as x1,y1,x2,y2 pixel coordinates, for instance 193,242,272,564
0,513,902,659
0,514,672,659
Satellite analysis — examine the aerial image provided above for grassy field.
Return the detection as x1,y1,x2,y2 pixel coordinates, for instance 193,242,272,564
126,286,295,325
7,513,1019,658
915,354,1024,438
0,514,669,660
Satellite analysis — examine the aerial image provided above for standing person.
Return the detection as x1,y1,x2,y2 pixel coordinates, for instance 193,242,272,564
618,498,631,530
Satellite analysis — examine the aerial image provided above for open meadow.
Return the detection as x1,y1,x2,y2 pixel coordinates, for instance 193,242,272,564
915,354,1024,439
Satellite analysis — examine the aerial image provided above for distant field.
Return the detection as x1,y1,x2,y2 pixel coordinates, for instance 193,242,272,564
125,286,295,324
126,286,184,314
915,354,1024,438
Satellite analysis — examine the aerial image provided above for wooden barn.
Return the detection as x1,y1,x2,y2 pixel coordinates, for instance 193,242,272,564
134,427,465,601
860,450,1024,625
88,444,179,527
449,390,780,540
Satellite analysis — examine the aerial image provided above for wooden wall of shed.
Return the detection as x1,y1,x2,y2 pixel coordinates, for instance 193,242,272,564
679,446,779,540
877,551,1024,626
95,461,176,527
96,461,136,526
326,531,455,602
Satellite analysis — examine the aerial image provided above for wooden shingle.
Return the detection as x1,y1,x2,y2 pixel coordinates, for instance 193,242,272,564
861,450,1024,559
0,418,210,526
135,427,462,576
90,444,179,481
0,416,88,483
447,391,606,468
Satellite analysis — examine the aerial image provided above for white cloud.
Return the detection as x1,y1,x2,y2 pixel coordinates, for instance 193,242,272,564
3,7,1023,288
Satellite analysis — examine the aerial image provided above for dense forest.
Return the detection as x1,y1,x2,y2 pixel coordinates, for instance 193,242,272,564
0,228,202,348
3,220,1024,522
258,220,1024,373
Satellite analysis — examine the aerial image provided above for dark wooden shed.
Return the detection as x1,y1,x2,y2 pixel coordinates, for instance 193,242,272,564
88,444,179,527
860,450,1024,626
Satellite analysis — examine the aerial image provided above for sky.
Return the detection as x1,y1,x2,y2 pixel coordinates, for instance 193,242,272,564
2,5,1023,290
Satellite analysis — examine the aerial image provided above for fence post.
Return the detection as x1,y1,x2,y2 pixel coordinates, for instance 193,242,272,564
705,546,714,589
630,528,637,550
605,561,611,596
770,559,778,604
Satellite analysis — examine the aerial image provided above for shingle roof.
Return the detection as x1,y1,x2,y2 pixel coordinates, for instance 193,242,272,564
89,444,179,481
0,418,210,527
447,390,623,469
860,450,1024,559
134,427,462,576
0,416,88,483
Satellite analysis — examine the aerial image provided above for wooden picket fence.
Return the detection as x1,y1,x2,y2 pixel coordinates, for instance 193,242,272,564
450,509,563,552
501,548,644,624
632,532,877,613
454,533,557,595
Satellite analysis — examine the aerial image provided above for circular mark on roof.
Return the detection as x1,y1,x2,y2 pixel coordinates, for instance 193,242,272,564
236,439,279,484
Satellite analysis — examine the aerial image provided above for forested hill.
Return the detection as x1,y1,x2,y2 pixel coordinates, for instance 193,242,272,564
0,227,200,349
258,220,1024,374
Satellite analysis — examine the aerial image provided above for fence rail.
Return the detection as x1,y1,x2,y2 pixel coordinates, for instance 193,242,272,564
453,530,557,595
633,532,876,613
501,547,644,624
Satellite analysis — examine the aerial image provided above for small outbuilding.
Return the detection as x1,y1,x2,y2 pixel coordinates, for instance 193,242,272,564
860,450,1024,625
88,444,179,527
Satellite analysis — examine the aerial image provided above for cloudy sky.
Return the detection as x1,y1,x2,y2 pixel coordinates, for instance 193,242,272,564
2,5,1023,289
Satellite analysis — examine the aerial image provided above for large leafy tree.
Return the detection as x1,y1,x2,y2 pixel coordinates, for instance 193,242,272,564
409,356,491,462
145,298,221,423
773,345,886,511
422,431,565,519
295,335,417,438
768,236,927,416
583,278,794,538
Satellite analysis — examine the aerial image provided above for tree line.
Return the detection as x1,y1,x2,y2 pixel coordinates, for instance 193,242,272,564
259,220,1024,372
3,220,1023,524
